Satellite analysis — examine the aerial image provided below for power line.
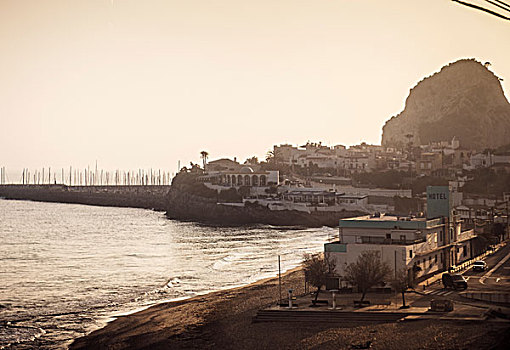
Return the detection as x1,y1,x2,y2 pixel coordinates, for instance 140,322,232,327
453,0,510,21
493,0,510,11
485,0,510,13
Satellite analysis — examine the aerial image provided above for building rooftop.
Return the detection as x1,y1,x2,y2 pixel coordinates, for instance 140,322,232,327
339,214,443,230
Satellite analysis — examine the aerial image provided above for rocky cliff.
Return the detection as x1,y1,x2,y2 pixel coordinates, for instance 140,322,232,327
382,59,510,150
165,173,363,227
166,184,365,227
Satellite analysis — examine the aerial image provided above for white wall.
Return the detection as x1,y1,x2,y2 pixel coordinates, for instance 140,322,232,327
326,244,412,280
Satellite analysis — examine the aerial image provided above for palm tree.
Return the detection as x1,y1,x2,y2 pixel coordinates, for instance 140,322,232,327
265,150,275,163
200,151,209,171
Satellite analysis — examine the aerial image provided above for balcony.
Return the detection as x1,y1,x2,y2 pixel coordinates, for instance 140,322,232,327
360,236,426,245
457,229,475,242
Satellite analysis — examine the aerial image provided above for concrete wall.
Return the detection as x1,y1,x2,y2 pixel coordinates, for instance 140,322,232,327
461,292,510,304
0,185,170,211
325,243,412,280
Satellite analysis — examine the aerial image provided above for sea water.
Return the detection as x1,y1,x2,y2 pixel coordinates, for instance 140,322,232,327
0,199,333,349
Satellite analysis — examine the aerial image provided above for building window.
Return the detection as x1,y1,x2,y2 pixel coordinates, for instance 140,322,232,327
409,250,413,258
463,246,467,257
435,255,437,263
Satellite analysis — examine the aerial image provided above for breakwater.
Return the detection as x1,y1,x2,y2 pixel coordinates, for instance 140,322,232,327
0,184,170,210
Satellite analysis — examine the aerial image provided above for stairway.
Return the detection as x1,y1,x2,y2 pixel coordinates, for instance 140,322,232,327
253,309,416,324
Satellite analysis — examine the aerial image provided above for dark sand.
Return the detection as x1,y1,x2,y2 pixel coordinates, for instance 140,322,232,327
70,268,510,349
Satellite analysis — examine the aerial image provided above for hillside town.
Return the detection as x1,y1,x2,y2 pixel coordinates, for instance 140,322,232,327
167,137,510,349
193,138,509,242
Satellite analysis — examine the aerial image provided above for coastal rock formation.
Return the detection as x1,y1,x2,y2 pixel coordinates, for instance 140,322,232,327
166,186,361,227
382,59,510,150
165,174,363,227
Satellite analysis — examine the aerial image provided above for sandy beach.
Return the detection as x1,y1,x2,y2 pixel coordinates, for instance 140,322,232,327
70,267,510,350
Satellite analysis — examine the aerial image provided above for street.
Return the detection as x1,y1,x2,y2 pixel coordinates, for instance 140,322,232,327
412,243,510,306
463,243,510,291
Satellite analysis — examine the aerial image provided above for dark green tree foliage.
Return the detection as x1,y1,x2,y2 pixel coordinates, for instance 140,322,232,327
491,223,506,241
218,188,242,202
344,251,391,302
244,156,259,165
354,170,411,189
462,168,510,195
410,176,449,195
303,254,336,303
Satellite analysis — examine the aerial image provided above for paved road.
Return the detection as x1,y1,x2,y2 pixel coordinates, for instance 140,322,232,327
412,243,510,306
463,243,510,291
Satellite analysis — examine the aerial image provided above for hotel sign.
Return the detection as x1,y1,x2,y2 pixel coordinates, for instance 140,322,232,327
427,186,450,219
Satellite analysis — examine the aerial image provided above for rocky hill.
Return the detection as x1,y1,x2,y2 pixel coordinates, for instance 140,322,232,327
165,172,363,227
382,59,510,150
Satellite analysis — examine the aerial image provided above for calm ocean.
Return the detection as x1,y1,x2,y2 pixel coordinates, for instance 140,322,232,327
0,199,333,349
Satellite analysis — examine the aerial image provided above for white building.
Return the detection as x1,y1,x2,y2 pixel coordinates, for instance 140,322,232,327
469,152,510,169
325,186,478,288
272,143,376,173
199,167,279,187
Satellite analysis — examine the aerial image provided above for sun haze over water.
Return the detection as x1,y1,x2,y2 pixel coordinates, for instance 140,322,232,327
0,0,509,171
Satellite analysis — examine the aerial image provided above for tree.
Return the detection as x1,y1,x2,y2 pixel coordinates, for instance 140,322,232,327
344,251,391,302
491,222,506,242
200,151,209,171
303,253,336,304
392,269,413,309
265,150,275,163
244,156,259,165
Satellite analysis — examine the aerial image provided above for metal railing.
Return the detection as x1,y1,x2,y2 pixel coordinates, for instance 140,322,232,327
360,236,426,245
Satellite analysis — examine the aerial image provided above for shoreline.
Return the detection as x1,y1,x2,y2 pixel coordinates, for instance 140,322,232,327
70,266,306,349
70,265,510,350
103,264,304,324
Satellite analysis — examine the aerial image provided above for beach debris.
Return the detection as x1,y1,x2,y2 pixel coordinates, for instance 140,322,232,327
351,340,372,349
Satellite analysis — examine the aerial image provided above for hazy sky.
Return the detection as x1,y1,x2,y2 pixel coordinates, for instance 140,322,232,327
1,0,509,173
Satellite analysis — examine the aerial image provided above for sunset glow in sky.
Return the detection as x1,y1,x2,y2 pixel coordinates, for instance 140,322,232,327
1,0,509,173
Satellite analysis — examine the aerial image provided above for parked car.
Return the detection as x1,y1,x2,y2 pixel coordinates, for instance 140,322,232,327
442,273,468,290
472,260,487,272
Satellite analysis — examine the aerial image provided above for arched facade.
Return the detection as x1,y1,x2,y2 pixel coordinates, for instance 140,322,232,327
211,170,277,188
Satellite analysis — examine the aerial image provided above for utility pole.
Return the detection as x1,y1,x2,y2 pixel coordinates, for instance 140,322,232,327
507,198,509,240
394,250,397,279
278,255,282,306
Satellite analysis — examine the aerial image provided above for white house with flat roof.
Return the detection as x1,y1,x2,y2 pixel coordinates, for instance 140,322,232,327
325,186,478,288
